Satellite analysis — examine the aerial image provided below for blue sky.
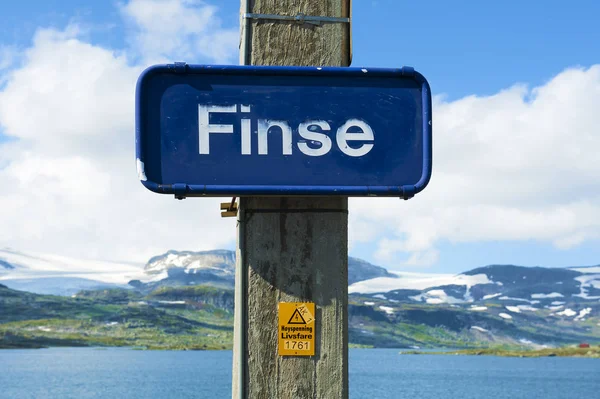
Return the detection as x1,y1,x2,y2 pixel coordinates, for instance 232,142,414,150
4,0,599,97
1,0,599,273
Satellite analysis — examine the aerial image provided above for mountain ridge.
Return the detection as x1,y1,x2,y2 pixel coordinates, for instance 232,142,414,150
2,249,599,305
129,249,397,292
1,250,599,350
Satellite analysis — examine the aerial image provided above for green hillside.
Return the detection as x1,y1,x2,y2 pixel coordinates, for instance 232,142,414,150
1,283,598,351
0,284,232,350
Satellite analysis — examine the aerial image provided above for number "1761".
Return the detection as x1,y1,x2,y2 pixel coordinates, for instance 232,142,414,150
285,340,310,350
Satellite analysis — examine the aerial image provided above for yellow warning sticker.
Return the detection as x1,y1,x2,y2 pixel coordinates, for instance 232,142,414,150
278,302,315,356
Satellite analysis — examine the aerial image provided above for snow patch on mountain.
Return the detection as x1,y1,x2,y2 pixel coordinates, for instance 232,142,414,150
349,272,492,295
517,305,538,312
379,306,394,314
0,248,143,284
483,293,501,300
410,289,465,305
570,266,600,274
469,306,487,311
556,308,577,317
574,308,592,321
531,292,564,299
144,250,235,277
574,274,600,299
499,296,531,302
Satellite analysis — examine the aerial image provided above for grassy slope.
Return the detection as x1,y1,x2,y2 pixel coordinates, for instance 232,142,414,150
1,285,599,353
0,285,232,350
401,346,600,358
349,293,600,346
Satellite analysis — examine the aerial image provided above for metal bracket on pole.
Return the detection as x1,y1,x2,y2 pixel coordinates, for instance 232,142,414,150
221,197,238,218
243,12,350,26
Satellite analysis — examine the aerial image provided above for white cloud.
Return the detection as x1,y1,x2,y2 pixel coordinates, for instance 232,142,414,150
0,45,20,87
350,65,600,267
1,1,600,269
374,238,403,261
0,26,136,155
0,1,238,263
374,237,439,266
403,250,440,267
120,0,239,64
0,45,18,71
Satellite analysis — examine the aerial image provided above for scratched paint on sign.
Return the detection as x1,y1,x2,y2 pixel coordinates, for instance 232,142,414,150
278,302,315,356
136,65,433,197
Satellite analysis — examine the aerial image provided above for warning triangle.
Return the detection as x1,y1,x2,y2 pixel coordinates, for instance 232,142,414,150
287,308,307,325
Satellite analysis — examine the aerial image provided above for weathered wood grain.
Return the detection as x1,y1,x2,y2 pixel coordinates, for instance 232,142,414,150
233,2,350,397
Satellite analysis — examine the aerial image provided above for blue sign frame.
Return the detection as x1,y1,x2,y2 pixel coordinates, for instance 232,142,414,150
136,63,432,199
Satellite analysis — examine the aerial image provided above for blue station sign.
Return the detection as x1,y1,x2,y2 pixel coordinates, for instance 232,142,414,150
135,63,432,199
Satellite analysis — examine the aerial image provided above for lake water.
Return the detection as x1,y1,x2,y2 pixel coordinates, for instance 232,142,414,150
0,348,599,398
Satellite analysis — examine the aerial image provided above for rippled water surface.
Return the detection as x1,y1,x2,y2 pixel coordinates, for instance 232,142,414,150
1,348,598,398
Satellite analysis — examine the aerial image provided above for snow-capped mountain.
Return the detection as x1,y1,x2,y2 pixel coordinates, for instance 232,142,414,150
349,263,600,329
133,249,237,289
349,271,492,296
349,264,600,306
145,250,236,277
2,246,599,315
346,265,599,350
131,250,397,290
0,248,144,295
0,248,395,294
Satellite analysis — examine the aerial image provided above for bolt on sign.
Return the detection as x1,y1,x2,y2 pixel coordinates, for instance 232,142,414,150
278,302,315,356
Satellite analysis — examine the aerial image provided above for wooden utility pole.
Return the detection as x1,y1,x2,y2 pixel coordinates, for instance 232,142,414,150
233,1,351,398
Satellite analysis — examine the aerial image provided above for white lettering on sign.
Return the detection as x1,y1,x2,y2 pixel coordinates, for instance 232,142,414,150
336,119,375,157
298,121,332,156
241,104,252,155
258,120,293,155
198,104,374,157
198,105,236,154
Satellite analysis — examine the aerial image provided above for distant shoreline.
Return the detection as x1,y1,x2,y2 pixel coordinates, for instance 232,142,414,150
400,346,600,358
4,342,599,359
